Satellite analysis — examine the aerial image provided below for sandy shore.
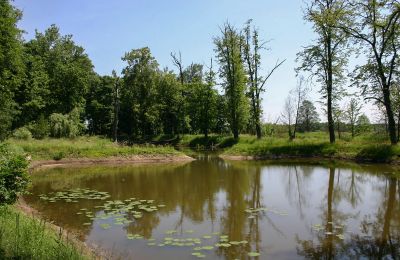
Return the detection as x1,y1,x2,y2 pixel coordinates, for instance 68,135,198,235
29,154,195,171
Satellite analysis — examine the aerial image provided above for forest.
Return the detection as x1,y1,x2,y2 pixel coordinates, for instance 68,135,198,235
2,0,400,146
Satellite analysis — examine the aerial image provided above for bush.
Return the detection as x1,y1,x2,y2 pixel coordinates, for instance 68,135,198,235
28,115,49,139
49,108,84,138
12,127,32,140
356,144,395,162
0,144,30,205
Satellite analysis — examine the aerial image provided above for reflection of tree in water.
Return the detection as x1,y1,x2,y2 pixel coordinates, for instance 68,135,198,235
216,162,272,259
297,169,400,259
283,165,313,218
347,178,400,259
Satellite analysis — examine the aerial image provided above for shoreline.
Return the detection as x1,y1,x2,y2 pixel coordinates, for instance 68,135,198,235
29,154,195,171
219,154,400,165
16,198,106,259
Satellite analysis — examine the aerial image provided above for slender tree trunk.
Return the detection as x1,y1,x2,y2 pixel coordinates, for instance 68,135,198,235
383,87,398,144
113,80,119,143
327,32,335,143
255,96,262,139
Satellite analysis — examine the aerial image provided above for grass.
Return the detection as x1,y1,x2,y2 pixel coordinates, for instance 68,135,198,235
6,132,400,163
0,206,86,259
7,136,181,161
221,132,400,163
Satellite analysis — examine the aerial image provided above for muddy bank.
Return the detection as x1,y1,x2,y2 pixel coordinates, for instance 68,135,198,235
29,154,195,171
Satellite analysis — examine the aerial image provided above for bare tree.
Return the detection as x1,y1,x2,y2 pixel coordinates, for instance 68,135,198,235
345,98,362,138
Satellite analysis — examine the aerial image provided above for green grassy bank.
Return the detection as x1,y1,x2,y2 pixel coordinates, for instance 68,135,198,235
0,206,86,259
7,136,181,161
220,132,400,163
7,132,400,163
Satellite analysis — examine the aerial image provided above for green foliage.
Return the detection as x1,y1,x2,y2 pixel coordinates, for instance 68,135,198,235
356,145,396,163
85,75,115,136
0,0,24,140
8,136,180,161
121,47,161,138
356,114,371,135
28,114,50,139
0,206,85,259
298,100,320,132
49,108,83,138
214,23,249,139
12,127,32,140
0,144,29,205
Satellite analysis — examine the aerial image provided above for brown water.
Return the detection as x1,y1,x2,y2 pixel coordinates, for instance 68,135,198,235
25,154,400,259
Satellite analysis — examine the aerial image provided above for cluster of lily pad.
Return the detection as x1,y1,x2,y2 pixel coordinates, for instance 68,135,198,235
119,229,260,259
39,188,111,203
38,189,262,258
312,222,345,240
245,207,288,219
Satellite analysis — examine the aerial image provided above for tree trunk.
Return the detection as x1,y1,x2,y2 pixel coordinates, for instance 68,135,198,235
327,33,335,144
383,87,397,144
113,81,119,143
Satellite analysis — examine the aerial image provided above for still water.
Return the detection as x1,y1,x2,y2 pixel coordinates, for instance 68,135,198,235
25,154,400,259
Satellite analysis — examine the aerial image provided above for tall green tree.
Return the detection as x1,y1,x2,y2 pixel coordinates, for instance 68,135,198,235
297,0,350,143
157,70,181,136
85,74,115,136
186,60,218,138
298,100,320,132
0,0,24,140
214,23,249,139
242,20,284,139
341,0,400,144
121,47,161,139
22,25,94,119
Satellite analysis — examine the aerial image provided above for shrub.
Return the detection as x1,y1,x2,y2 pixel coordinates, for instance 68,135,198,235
0,144,30,205
49,108,84,138
12,127,32,140
28,115,49,139
356,144,395,162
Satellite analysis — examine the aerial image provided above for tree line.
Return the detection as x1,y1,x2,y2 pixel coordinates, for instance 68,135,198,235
1,0,286,142
1,0,400,144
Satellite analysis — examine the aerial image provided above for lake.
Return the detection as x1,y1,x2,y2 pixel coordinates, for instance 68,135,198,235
24,154,400,259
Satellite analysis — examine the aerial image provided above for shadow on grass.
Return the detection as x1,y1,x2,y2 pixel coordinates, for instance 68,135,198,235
248,143,337,157
356,144,396,162
187,136,238,150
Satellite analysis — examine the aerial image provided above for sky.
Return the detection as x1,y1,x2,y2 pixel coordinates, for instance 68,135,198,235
13,0,376,122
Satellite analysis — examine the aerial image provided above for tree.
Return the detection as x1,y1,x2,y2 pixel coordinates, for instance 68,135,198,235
298,100,320,132
345,98,362,137
340,0,400,144
356,114,371,135
21,25,94,121
214,23,249,139
157,70,181,136
297,0,350,144
242,20,285,139
281,95,296,140
85,74,115,136
0,0,24,140
333,105,345,139
121,47,161,139
186,60,218,138
282,77,310,139
112,70,120,142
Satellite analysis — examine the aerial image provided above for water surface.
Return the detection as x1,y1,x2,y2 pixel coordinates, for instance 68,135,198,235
25,155,400,259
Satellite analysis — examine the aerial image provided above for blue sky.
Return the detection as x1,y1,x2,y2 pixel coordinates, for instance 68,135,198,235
14,0,373,122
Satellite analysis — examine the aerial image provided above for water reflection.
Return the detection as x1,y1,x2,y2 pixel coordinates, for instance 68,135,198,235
25,157,400,259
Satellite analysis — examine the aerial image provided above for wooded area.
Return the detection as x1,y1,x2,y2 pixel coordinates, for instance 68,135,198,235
1,0,400,144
